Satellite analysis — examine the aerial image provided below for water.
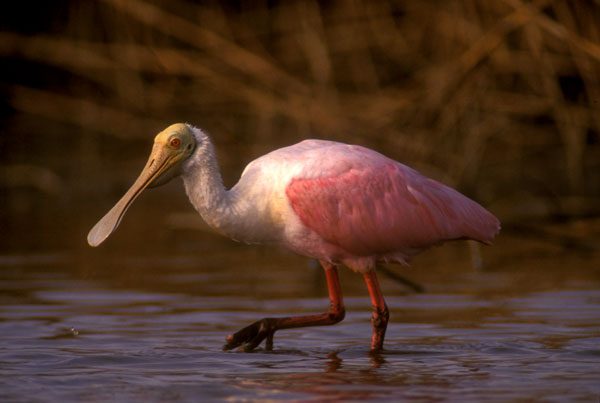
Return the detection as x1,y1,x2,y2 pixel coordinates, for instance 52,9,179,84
1,235,599,402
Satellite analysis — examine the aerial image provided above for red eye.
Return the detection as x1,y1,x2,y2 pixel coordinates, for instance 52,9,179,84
170,138,181,148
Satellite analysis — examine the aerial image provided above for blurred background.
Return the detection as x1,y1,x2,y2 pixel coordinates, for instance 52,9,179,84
1,0,599,256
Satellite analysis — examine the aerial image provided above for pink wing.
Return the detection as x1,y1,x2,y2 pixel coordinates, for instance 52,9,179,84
286,155,500,258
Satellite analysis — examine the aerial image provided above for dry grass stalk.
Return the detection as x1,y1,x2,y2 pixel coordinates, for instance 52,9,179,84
2,0,599,219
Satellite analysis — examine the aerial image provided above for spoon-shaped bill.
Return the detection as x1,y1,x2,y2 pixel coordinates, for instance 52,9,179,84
87,149,172,247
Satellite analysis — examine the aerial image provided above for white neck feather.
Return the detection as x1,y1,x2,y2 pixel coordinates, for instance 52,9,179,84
180,128,233,234
180,127,268,243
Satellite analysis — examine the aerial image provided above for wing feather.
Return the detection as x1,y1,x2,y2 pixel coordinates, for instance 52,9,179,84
286,159,499,257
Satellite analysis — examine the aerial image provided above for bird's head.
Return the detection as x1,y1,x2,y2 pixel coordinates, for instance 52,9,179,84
87,123,196,247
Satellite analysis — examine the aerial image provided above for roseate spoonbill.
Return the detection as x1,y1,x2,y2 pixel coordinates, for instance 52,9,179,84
88,123,500,352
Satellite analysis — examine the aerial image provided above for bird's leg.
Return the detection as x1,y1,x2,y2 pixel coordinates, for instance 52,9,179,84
363,270,389,352
223,261,345,352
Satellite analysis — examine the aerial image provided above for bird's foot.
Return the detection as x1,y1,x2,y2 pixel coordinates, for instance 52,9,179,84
223,318,277,352
369,304,389,352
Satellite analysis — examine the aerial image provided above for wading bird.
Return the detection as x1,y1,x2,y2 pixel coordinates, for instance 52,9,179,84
88,123,500,352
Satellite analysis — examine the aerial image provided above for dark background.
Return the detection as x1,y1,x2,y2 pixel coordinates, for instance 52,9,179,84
1,0,599,256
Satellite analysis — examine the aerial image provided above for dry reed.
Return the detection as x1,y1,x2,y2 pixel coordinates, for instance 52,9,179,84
1,0,599,225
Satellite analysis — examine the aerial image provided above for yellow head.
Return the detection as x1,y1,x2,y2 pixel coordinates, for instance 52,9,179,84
87,123,196,247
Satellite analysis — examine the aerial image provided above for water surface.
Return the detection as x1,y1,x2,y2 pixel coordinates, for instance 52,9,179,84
1,234,599,401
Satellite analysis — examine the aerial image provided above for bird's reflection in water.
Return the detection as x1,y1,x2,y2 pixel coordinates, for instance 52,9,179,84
324,350,387,373
253,351,388,400
369,350,387,368
325,351,343,372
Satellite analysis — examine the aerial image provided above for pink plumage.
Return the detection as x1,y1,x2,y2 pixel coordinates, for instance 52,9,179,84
285,142,499,271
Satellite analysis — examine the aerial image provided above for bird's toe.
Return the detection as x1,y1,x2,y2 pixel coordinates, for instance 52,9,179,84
223,318,275,352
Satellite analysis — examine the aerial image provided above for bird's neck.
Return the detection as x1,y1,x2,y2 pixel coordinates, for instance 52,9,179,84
181,140,236,235
181,128,281,244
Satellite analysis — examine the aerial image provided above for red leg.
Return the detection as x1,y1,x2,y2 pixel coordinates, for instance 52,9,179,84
223,261,345,352
363,269,389,351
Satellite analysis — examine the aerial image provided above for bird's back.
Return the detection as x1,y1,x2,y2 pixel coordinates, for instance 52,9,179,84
237,139,499,271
